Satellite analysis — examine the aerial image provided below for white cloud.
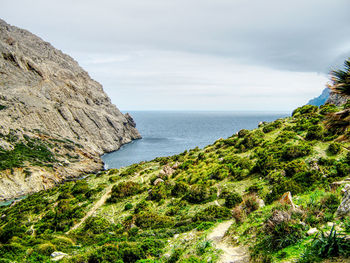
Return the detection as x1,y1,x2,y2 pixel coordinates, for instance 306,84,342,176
1,0,349,110
77,50,328,111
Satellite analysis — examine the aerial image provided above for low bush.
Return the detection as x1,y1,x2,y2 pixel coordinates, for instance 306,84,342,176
83,216,111,234
292,105,318,116
107,181,143,203
281,142,312,160
327,142,342,155
262,120,282,133
196,222,215,231
237,129,249,138
320,104,338,115
224,192,243,208
147,184,169,202
193,205,231,222
305,125,323,140
72,181,89,195
184,184,216,204
241,130,264,149
135,212,173,229
125,203,133,211
171,181,189,197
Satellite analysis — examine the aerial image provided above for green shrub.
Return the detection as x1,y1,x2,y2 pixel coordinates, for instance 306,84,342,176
0,222,26,243
83,216,111,234
275,131,296,144
319,104,338,115
321,193,340,214
292,105,318,116
107,181,143,203
171,181,189,197
208,166,229,180
51,236,75,250
125,203,133,211
140,238,165,257
147,184,168,202
196,222,215,231
305,125,323,140
254,149,279,176
281,142,312,160
72,181,89,195
109,175,120,183
284,160,308,177
224,192,243,208
0,140,56,170
135,212,173,229
237,129,249,138
345,152,350,164
134,200,151,213
262,120,282,133
88,244,122,263
241,130,264,149
35,243,56,256
193,205,231,222
184,184,216,204
327,142,342,155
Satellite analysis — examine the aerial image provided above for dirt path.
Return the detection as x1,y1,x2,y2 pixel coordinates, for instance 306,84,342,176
207,220,249,263
67,185,113,234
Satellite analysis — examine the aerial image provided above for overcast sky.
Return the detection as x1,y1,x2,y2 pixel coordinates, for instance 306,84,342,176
2,0,350,111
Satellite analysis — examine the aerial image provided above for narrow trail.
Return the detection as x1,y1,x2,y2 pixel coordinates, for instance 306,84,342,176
67,184,113,234
207,220,249,263
214,187,221,206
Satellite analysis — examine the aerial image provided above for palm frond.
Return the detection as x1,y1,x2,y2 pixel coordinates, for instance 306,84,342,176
329,58,350,96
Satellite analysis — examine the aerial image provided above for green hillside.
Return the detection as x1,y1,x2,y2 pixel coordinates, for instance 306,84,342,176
0,102,349,263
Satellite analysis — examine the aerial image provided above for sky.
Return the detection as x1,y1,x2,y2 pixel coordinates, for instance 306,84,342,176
2,0,350,111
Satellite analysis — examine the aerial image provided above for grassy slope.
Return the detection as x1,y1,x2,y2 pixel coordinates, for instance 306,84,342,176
0,104,349,262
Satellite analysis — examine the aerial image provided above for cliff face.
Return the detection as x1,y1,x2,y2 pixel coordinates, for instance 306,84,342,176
327,92,350,106
307,88,330,106
0,19,141,200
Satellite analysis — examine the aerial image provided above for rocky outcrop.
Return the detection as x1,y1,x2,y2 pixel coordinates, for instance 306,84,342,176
307,88,330,106
0,19,141,200
327,92,350,106
336,184,350,217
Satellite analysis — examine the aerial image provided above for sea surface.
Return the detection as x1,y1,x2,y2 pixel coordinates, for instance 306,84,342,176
102,111,289,169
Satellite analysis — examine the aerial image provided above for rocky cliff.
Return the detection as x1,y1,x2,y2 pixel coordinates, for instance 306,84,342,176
0,19,141,200
307,88,330,106
327,92,350,106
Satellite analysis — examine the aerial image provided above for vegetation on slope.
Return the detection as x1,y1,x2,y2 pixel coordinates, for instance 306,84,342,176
0,101,349,262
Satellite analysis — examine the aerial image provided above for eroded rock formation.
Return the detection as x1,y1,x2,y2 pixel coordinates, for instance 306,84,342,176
0,19,141,200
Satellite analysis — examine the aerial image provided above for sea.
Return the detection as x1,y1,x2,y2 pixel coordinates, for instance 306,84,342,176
102,111,289,169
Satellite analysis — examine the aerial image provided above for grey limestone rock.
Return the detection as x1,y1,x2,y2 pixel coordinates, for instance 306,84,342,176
0,19,141,200
336,184,350,217
327,92,350,106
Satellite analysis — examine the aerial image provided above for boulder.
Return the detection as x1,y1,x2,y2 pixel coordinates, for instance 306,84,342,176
51,251,67,261
279,192,297,210
307,228,318,236
159,165,175,177
153,178,164,186
331,178,350,192
172,162,180,169
266,210,291,231
336,184,350,217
